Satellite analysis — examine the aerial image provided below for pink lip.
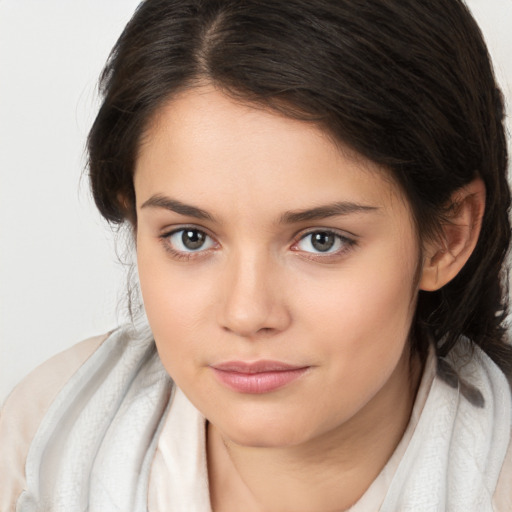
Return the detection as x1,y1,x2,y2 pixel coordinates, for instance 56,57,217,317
210,360,309,394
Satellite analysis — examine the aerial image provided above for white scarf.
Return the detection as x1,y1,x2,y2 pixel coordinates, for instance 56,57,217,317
17,325,173,512
16,327,511,511
379,342,511,511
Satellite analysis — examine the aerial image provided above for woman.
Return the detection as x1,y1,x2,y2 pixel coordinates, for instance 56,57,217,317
1,0,511,510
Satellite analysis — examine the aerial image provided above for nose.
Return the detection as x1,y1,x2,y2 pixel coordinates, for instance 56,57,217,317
218,251,292,338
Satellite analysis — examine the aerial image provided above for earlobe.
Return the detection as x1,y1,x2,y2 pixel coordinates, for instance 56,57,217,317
419,178,486,292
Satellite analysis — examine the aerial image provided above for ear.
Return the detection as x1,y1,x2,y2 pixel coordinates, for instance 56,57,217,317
419,178,486,292
117,191,137,227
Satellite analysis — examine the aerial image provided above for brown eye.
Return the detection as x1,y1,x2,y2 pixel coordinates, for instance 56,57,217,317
311,232,336,252
295,230,354,255
181,229,206,250
165,228,215,252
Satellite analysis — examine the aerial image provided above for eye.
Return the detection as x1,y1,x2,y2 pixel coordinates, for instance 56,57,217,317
165,228,216,253
295,230,353,254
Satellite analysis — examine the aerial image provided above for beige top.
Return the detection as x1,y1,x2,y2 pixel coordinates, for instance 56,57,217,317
1,334,512,511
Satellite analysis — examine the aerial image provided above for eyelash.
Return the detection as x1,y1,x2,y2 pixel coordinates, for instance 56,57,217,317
159,226,218,261
159,227,357,262
291,229,357,262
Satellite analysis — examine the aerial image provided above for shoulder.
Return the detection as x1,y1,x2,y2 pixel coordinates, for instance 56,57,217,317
0,333,109,511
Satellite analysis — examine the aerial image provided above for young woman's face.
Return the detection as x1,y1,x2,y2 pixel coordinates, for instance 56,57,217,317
135,86,422,448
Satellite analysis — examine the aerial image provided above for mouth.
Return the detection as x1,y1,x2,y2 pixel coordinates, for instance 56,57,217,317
210,360,310,394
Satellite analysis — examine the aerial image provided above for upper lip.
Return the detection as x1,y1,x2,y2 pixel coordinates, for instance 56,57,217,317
210,360,307,373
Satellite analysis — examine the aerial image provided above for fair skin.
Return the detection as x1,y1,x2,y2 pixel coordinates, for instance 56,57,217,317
134,86,484,511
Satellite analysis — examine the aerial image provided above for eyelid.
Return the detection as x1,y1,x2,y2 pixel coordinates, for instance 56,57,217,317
159,225,219,260
159,224,216,241
290,228,357,259
295,226,358,240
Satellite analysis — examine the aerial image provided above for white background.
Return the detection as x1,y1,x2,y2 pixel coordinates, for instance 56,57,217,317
1,0,511,403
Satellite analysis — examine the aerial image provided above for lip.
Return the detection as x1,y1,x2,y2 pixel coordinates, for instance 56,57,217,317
210,360,309,394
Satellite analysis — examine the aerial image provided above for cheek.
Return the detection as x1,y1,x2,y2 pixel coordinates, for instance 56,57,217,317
300,242,419,378
293,273,417,430
136,241,212,364
303,254,416,339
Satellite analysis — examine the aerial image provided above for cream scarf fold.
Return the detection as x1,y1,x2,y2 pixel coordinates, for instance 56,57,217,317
17,326,173,512
379,342,511,511
16,327,511,511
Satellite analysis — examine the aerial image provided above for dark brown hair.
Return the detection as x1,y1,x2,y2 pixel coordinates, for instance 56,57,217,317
88,0,511,371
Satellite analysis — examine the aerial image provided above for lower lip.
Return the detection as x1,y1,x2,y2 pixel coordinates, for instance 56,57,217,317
211,367,309,394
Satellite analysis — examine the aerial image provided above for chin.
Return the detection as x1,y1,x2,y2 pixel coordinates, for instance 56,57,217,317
219,418,313,449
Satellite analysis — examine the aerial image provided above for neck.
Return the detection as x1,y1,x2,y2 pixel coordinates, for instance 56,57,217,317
207,349,423,512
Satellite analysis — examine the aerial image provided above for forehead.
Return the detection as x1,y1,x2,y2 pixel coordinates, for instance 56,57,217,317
134,86,411,223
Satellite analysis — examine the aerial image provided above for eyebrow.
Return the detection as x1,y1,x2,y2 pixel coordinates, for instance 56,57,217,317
280,202,378,223
141,194,378,224
140,195,215,221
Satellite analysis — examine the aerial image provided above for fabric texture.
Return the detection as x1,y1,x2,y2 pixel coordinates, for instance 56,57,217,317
0,334,107,512
379,342,511,511
15,325,173,512
2,325,511,511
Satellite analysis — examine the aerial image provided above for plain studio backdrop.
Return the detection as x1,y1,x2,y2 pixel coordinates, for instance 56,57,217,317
1,0,511,403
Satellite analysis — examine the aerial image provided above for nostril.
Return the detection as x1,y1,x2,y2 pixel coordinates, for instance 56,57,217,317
222,324,277,338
